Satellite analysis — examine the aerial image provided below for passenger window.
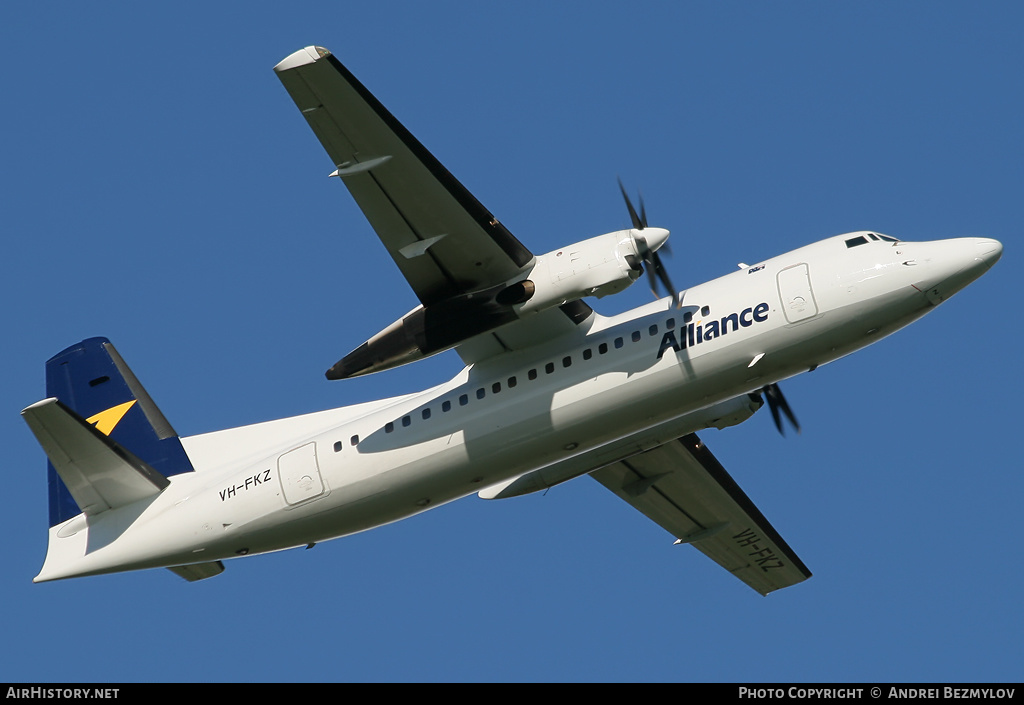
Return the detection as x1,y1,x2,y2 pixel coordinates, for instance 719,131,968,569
385,421,395,433
459,394,469,406
334,441,343,453
508,376,517,388
492,382,501,394
351,435,359,446
614,337,624,349
442,400,452,412
422,408,431,420
632,330,641,342
649,324,658,336
562,356,572,368
528,369,538,381
599,342,608,354
476,388,486,400
402,415,411,427
545,362,555,374
666,317,675,330
583,348,592,360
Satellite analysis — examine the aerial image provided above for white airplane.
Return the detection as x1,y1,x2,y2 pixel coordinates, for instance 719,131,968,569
22,46,1002,595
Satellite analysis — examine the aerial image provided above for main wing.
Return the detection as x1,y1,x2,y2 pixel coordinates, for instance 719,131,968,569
590,433,811,595
274,46,531,305
274,47,592,376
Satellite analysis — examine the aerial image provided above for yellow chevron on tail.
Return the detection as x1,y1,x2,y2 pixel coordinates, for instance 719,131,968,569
86,400,136,436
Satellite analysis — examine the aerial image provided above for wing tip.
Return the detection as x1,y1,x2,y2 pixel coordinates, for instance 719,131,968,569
274,46,332,73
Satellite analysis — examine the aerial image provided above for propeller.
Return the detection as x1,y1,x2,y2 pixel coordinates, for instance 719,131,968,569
618,179,679,306
755,383,801,436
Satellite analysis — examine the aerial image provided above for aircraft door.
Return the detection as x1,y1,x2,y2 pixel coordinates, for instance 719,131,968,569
278,442,325,505
777,263,819,323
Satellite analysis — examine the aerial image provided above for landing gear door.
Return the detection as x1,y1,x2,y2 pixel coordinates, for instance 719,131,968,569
777,263,819,324
278,442,325,505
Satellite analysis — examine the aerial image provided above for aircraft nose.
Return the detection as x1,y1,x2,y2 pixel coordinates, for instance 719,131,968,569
975,237,1003,268
917,237,1002,305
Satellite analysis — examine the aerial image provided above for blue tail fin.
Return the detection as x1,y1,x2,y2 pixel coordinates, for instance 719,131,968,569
44,337,194,527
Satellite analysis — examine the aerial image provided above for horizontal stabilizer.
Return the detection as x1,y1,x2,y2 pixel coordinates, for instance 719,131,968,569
168,562,225,582
22,398,169,517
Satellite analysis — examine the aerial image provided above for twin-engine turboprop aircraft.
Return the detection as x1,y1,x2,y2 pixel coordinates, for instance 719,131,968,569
22,46,1002,594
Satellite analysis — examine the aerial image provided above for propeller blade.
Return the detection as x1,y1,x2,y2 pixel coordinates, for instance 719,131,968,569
643,252,675,303
618,178,645,230
767,392,783,434
762,383,801,436
651,253,678,305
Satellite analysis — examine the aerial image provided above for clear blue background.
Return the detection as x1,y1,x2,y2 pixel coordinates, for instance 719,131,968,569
2,2,1020,683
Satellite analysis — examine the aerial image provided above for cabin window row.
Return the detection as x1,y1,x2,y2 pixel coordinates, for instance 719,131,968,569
333,314,686,451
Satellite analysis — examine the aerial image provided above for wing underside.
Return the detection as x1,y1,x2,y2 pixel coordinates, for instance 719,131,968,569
274,46,532,306
590,433,811,595
274,47,593,373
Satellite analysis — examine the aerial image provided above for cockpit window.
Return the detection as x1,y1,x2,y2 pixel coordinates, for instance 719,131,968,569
848,233,900,248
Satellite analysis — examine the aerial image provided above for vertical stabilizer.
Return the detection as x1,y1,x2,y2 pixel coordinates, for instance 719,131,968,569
42,338,194,527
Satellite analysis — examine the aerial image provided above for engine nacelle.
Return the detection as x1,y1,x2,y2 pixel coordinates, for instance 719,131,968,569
498,228,669,315
326,227,670,379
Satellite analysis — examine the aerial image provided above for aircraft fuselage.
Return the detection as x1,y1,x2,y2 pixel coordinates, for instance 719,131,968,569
33,231,1001,582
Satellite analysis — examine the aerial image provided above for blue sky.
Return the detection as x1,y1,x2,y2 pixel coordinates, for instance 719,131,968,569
2,3,1021,683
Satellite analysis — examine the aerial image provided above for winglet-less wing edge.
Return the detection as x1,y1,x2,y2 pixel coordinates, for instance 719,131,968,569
274,46,326,73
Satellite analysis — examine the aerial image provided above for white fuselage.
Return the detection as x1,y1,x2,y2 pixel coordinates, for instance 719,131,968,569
34,232,1001,581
